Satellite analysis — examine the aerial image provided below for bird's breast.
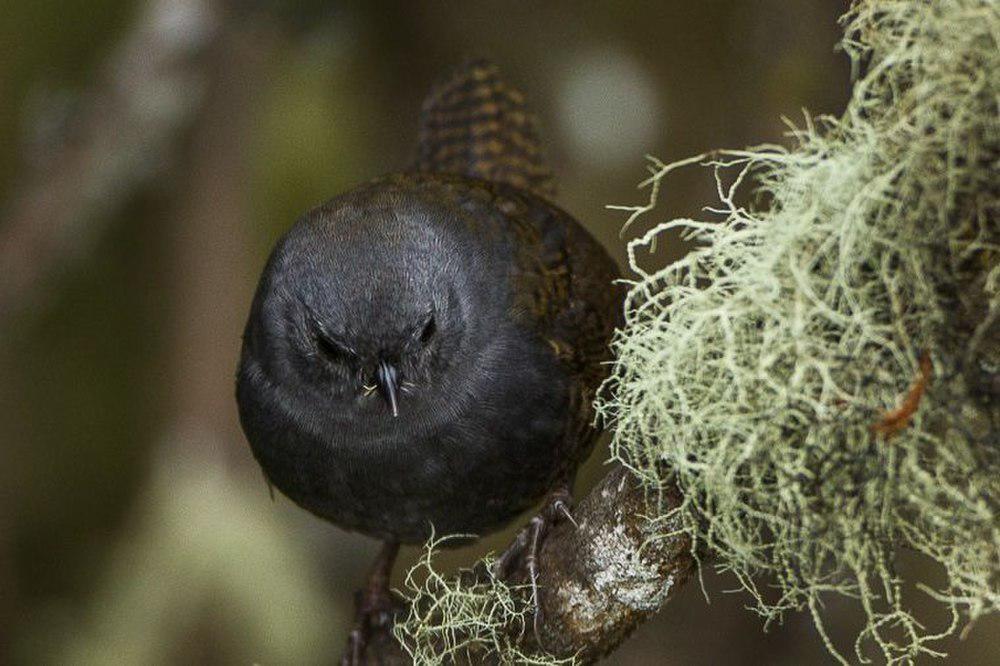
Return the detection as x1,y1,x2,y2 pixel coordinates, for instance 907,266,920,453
241,327,575,543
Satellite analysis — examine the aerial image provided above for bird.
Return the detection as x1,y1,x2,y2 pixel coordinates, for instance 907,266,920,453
235,58,621,663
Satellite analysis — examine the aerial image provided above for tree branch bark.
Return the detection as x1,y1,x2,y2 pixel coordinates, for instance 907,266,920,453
361,465,693,664
534,467,692,662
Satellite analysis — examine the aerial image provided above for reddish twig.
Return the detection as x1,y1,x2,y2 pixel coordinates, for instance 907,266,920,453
871,352,933,438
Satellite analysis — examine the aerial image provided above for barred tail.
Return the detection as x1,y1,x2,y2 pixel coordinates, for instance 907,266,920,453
414,59,555,197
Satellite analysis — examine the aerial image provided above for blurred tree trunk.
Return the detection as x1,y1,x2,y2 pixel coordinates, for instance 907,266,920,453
164,15,275,463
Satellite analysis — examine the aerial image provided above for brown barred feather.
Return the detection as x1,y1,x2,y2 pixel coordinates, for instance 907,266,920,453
375,172,622,472
414,59,556,197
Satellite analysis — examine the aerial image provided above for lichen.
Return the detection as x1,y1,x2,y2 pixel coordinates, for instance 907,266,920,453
392,534,576,665
596,0,999,663
586,520,668,613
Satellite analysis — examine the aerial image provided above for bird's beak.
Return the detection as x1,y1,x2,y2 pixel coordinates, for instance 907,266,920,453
376,360,400,417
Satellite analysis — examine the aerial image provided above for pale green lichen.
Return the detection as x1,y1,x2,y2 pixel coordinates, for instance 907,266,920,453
597,0,999,663
393,535,575,665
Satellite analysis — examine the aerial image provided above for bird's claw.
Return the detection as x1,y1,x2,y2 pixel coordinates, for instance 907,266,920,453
340,587,402,666
340,541,402,666
551,498,578,528
493,487,576,646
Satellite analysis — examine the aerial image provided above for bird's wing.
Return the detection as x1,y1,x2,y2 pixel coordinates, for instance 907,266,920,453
414,59,555,197
537,210,621,396
503,189,622,467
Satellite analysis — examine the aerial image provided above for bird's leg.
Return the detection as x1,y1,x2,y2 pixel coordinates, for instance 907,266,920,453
341,540,401,666
494,484,577,643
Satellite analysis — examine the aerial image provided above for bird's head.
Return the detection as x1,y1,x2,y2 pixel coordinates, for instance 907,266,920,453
241,182,500,427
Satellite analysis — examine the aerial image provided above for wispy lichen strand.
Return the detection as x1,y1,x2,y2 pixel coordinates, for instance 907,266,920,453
597,1,999,663
393,535,575,665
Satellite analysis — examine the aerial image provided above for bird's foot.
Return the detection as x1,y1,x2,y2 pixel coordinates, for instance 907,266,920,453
494,486,576,643
495,486,576,579
341,586,403,666
340,541,402,666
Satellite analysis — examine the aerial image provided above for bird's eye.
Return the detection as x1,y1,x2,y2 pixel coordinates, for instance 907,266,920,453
419,315,436,344
315,333,353,365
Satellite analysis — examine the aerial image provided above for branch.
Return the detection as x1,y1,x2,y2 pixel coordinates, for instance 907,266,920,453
363,465,694,664
533,466,692,661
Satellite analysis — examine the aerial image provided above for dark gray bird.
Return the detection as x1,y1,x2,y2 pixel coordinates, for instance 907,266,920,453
235,59,620,662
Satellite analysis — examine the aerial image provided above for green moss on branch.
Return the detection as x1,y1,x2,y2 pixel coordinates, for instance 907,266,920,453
597,0,999,663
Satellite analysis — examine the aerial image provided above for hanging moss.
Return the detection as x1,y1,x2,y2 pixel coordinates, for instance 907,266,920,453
597,0,998,663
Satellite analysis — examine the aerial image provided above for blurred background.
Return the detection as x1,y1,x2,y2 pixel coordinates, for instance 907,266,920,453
1,1,996,664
